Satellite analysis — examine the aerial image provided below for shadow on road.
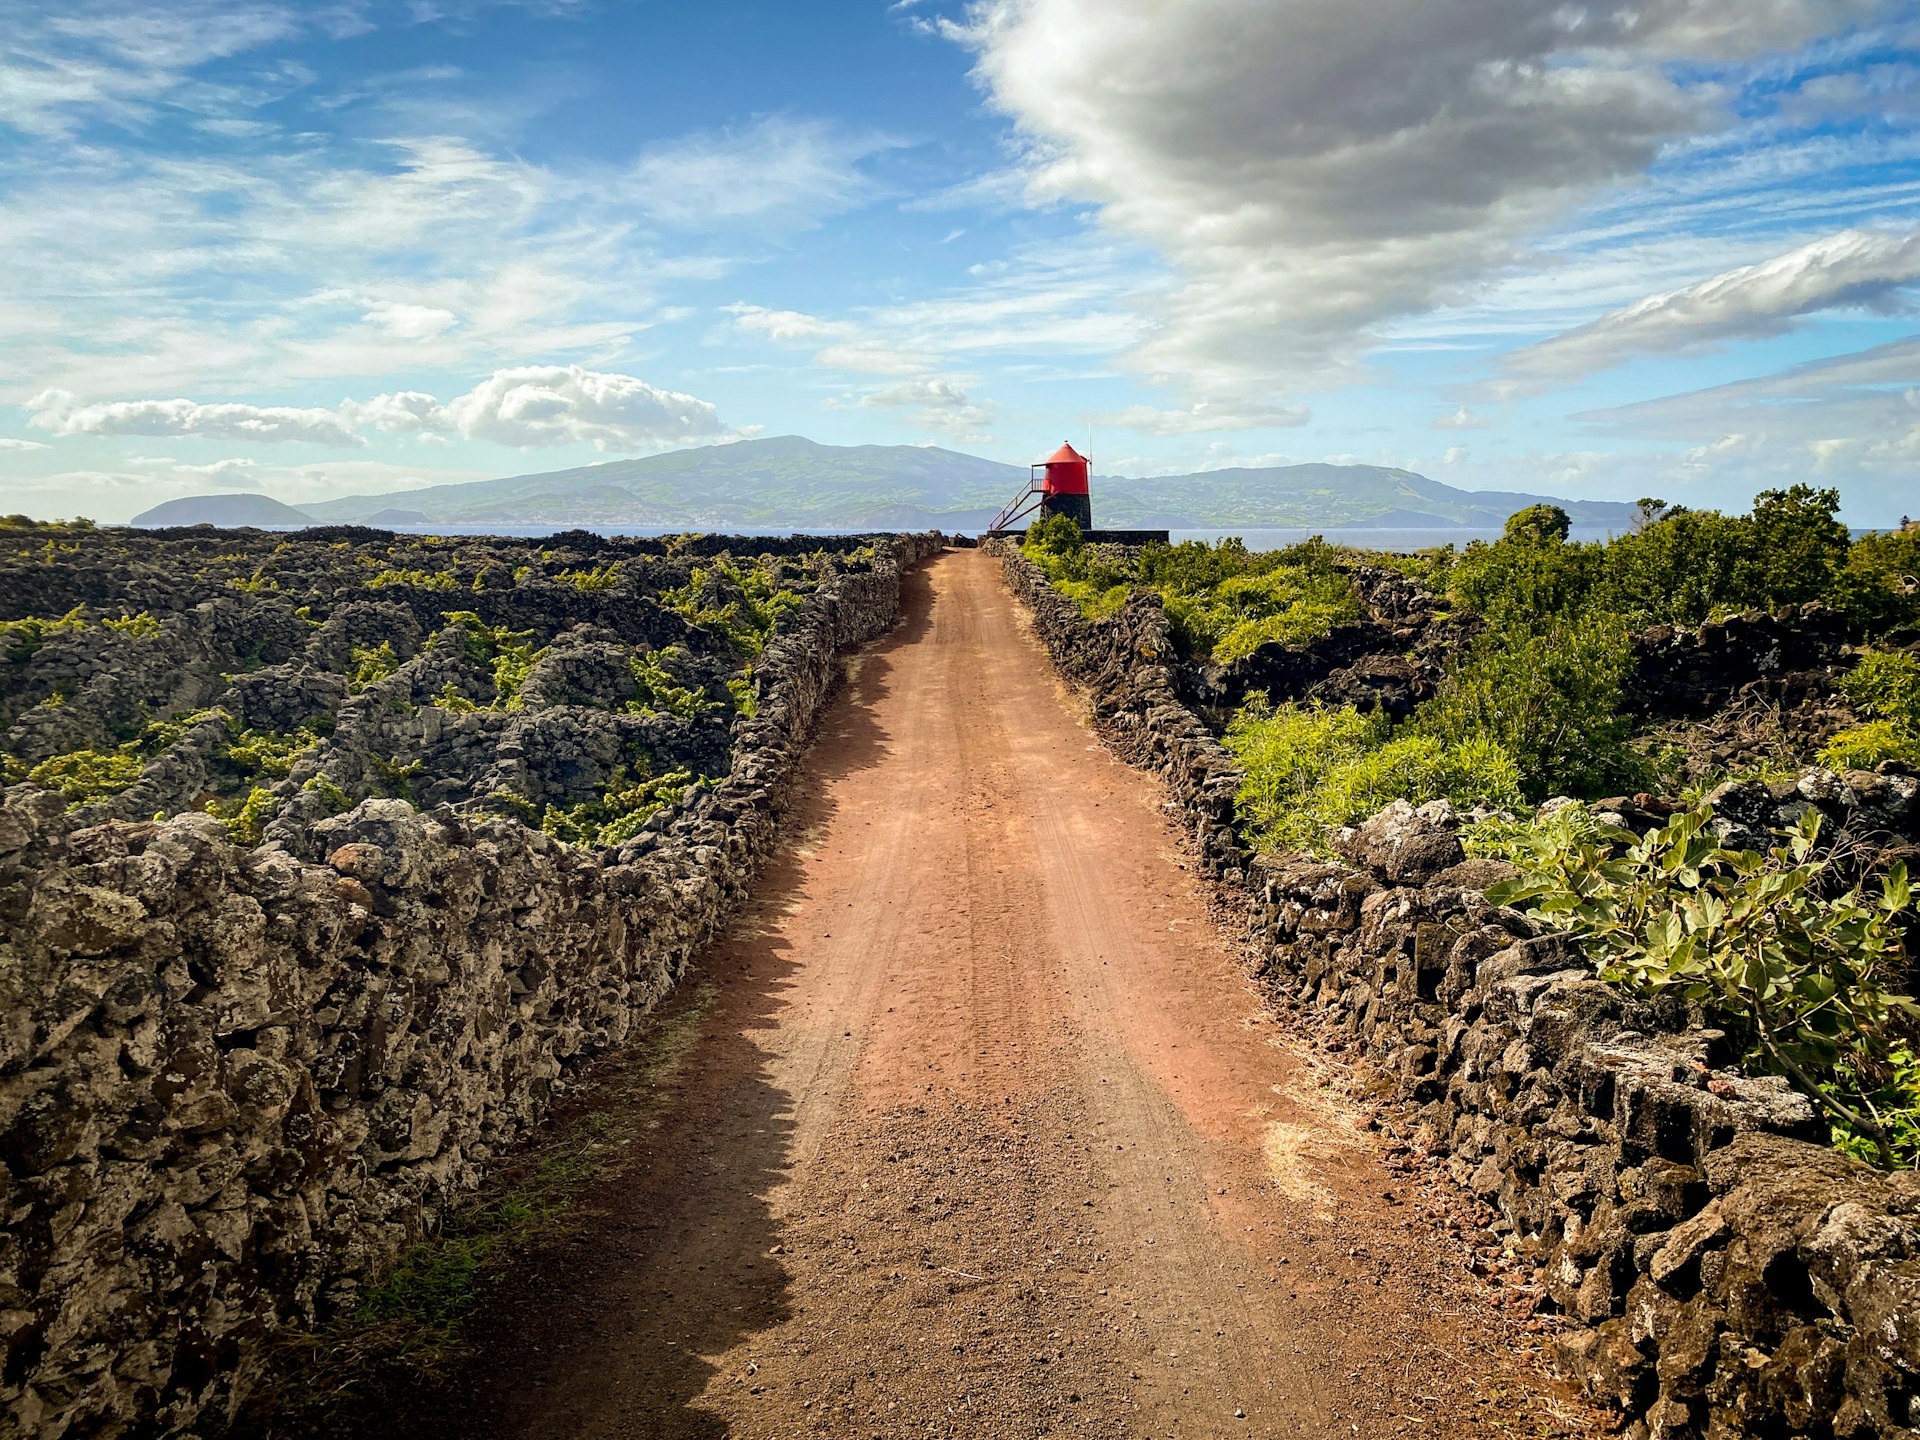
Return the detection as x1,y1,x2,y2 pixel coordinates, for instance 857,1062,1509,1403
268,565,936,1440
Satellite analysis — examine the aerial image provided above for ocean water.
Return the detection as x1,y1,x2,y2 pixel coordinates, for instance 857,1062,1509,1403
1164,526,1620,552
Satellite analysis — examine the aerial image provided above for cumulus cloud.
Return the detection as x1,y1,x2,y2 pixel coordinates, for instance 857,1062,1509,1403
946,0,1884,401
346,390,444,434
1433,406,1490,430
23,366,728,454
842,376,993,440
24,388,364,445
440,365,726,449
1503,226,1920,385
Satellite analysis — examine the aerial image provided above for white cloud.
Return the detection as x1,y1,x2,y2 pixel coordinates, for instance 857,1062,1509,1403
438,365,726,450
1433,406,1490,430
24,388,364,445
1096,401,1310,436
0,1,307,137
363,301,459,339
347,390,444,433
23,365,728,454
811,341,936,376
725,303,838,341
0,437,50,451
946,0,1886,403
1504,226,1920,385
724,301,943,376
625,117,891,231
128,454,263,489
841,376,993,440
1566,336,1920,521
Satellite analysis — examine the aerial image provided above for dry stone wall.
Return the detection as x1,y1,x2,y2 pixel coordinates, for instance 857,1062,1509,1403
991,539,1920,1440
0,533,943,1440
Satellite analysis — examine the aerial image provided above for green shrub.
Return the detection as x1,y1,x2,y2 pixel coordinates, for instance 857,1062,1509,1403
1021,517,1133,621
1225,696,1522,854
28,748,146,802
225,725,322,778
303,773,353,814
1820,720,1920,771
660,556,806,656
368,752,423,800
1028,531,1362,656
1414,613,1643,801
441,612,543,708
205,786,276,845
101,612,161,637
1744,485,1851,608
2,607,88,662
21,707,227,805
557,561,622,593
1832,528,1920,635
1604,505,1755,627
431,681,479,714
227,566,280,593
1822,650,1920,770
348,641,399,693
540,765,696,846
1489,803,1916,1165
726,670,758,718
1504,504,1571,546
368,567,459,590
1842,649,1920,722
628,646,717,718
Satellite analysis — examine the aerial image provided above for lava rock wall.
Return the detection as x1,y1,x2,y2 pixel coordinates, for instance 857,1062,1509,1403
0,533,943,1440
993,540,1920,1440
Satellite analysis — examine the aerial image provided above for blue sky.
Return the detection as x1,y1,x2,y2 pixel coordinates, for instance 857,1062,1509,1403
2,0,1919,523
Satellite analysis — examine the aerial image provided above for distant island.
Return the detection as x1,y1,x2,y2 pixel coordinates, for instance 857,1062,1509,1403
133,435,1640,533
129,494,318,528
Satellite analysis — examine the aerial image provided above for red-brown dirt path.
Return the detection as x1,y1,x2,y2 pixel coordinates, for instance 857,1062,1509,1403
432,548,1572,1440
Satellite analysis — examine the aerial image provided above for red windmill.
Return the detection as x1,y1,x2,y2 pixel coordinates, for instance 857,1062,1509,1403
987,442,1093,533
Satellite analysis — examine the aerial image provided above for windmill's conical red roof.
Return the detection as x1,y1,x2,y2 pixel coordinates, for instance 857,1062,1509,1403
1045,442,1086,465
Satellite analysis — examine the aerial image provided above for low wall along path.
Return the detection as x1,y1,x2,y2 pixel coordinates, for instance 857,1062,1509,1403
7,537,1918,1440
1,536,941,1438
992,537,1920,1440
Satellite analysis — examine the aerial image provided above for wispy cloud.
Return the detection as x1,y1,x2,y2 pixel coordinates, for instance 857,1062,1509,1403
1502,226,1920,387
834,375,993,441
623,116,894,231
1092,401,1310,436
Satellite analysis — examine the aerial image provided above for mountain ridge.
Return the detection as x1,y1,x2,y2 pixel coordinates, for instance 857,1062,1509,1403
155,436,1640,532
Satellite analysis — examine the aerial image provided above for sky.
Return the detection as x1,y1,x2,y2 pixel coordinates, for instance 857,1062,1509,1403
2,0,1919,525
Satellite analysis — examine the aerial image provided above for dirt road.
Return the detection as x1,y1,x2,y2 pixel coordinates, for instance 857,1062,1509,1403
434,549,1568,1440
